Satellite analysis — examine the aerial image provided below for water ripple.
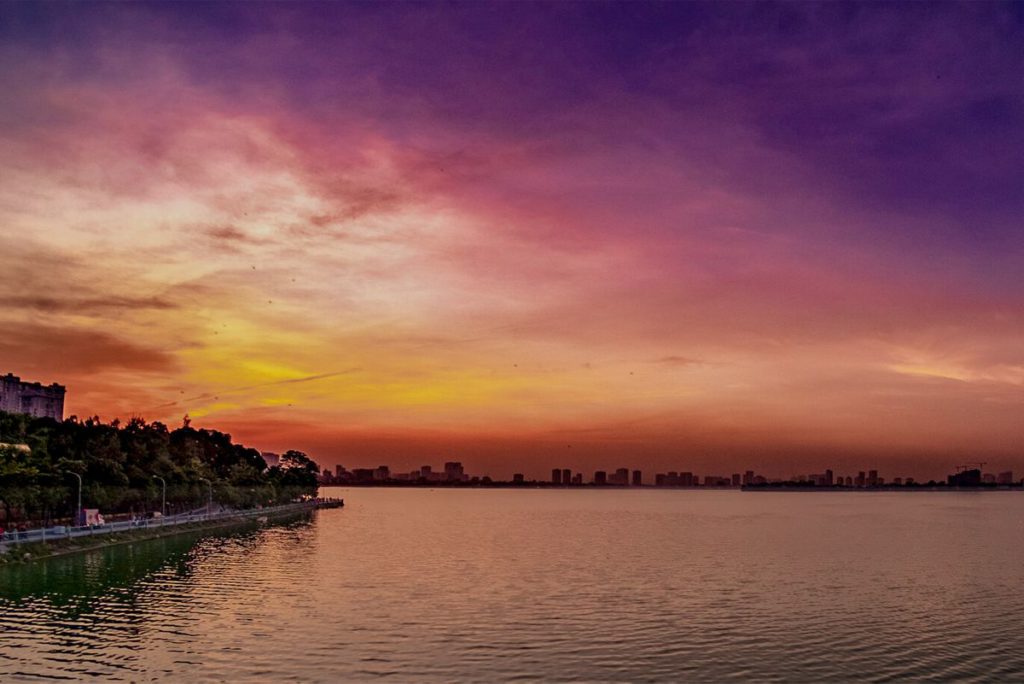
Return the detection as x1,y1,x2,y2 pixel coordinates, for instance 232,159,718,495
2,491,1024,681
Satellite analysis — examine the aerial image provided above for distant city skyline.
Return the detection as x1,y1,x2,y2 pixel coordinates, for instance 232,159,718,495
1,4,1022,477
318,459,1017,490
0,368,1013,482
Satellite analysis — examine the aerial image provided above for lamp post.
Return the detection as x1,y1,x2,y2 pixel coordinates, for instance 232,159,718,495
68,472,82,526
199,477,212,516
153,475,166,519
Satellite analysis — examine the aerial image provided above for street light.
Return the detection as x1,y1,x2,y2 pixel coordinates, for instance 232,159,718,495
199,477,213,516
67,472,82,526
152,475,166,518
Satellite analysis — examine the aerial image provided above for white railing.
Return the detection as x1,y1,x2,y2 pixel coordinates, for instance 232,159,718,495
0,500,331,548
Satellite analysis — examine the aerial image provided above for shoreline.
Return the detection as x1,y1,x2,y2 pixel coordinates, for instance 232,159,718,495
318,483,1023,492
0,499,342,564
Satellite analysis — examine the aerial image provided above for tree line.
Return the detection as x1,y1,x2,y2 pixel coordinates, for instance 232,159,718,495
0,411,319,527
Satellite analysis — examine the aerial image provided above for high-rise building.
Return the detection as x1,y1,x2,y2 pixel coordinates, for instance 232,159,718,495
594,471,607,485
825,469,834,486
552,468,562,485
611,468,629,485
948,469,981,487
731,473,741,487
562,468,572,485
512,473,525,484
373,465,390,481
743,470,754,485
444,462,464,481
352,468,374,483
632,470,642,486
0,373,65,421
867,470,878,487
420,465,432,478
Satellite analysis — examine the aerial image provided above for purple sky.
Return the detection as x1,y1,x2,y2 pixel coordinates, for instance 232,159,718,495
1,2,1022,478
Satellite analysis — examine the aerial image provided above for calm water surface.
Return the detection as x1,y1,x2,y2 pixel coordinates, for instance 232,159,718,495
2,488,1024,681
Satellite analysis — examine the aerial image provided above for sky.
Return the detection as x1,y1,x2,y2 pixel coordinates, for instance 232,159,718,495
1,2,1022,480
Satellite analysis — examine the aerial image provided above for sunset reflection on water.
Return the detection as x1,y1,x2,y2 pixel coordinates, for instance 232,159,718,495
3,489,1024,681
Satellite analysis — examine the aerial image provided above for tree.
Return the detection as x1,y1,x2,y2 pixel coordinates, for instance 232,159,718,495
0,411,319,527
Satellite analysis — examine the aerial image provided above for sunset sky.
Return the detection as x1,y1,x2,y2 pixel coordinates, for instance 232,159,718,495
1,3,1021,479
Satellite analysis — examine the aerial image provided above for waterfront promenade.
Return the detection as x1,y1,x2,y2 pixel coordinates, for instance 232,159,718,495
0,498,343,551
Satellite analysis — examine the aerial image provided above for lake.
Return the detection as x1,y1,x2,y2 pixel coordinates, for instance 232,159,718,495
2,488,1023,681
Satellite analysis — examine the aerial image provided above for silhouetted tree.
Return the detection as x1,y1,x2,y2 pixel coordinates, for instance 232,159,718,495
0,411,318,527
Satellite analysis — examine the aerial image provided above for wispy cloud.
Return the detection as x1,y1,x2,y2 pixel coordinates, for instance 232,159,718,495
0,295,177,313
0,3,1020,474
149,369,363,410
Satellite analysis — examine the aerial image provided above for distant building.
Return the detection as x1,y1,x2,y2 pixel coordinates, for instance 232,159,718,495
731,473,740,487
512,473,525,484
352,468,375,483
997,471,1014,485
444,461,464,481
868,470,879,487
420,465,432,478
632,470,642,486
571,473,583,485
594,471,607,485
948,469,981,487
373,465,390,481
610,468,629,486
0,373,65,420
552,468,562,485
562,468,572,485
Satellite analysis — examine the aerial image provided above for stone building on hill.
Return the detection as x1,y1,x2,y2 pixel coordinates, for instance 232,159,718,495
0,373,66,420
